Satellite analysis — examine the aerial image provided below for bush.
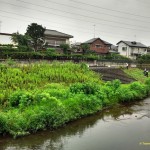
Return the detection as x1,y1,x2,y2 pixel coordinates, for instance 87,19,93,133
9,91,34,108
0,114,7,134
70,82,100,95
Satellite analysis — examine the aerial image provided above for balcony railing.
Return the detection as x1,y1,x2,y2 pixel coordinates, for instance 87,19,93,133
46,40,66,46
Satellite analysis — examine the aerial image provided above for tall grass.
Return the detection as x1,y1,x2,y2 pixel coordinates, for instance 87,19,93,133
0,61,101,105
0,62,150,138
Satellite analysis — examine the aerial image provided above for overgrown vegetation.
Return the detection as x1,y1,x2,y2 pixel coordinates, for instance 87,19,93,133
0,61,149,138
137,54,150,64
123,68,148,83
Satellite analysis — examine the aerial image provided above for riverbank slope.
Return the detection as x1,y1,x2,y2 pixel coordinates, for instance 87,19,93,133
0,62,150,138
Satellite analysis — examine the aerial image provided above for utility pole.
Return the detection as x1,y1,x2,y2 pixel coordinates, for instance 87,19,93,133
93,24,96,38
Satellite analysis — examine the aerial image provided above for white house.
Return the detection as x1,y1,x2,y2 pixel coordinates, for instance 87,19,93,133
117,41,147,59
0,33,13,44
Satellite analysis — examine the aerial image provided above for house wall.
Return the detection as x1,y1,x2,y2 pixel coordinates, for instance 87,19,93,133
118,42,147,59
118,42,129,57
90,39,109,54
45,36,70,47
0,34,13,44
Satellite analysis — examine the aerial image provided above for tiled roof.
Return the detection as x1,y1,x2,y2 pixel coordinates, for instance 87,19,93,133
117,41,147,48
83,38,112,45
0,33,12,36
44,29,73,38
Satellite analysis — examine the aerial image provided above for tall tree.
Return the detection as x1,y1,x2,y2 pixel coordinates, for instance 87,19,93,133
81,43,90,55
26,23,46,51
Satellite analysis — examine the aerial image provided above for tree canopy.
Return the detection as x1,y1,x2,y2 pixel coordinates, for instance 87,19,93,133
26,23,46,51
81,43,90,55
11,32,32,51
11,32,30,46
60,43,70,54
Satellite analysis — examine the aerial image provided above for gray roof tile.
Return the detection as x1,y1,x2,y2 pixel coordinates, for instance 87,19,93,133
83,38,112,45
44,29,73,38
117,41,147,48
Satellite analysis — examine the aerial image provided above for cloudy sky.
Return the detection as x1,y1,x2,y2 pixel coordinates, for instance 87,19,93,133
0,0,150,45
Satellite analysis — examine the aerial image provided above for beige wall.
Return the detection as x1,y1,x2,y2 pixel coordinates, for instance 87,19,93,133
0,34,14,44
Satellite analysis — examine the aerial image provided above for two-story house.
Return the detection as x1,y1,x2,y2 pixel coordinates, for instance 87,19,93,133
82,38,112,54
117,41,147,59
44,29,73,47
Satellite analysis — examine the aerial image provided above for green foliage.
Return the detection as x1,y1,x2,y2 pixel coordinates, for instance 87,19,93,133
11,32,31,47
60,43,70,54
105,79,121,92
70,82,100,95
123,68,147,83
104,53,132,61
46,48,56,56
0,114,7,134
0,62,101,102
26,23,46,51
81,43,90,55
0,62,150,138
137,54,150,64
9,91,34,108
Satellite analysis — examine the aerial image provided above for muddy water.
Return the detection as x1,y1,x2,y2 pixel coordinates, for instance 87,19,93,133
0,98,150,150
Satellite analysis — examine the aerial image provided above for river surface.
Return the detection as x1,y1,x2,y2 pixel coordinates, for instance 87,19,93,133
0,98,150,150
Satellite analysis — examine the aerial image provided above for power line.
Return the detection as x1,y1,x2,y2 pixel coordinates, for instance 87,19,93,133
0,14,140,41
1,0,150,32
1,1,150,41
70,0,150,19
1,14,149,44
45,0,150,24
15,0,150,29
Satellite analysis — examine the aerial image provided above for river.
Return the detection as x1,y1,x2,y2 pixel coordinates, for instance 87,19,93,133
0,98,150,150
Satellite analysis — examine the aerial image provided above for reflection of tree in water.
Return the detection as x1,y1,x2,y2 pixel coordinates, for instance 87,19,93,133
0,102,146,150
102,106,133,121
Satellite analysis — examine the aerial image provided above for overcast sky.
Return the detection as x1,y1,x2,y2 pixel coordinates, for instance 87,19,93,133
1,0,150,45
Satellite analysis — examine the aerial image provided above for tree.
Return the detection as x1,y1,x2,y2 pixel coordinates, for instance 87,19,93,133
60,43,70,55
81,43,90,55
11,32,32,51
11,32,30,46
26,23,46,51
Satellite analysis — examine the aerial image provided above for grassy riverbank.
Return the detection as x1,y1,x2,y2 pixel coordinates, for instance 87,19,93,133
0,62,150,138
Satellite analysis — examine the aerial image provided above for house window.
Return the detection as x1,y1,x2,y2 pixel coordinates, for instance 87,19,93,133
95,44,102,48
122,47,127,51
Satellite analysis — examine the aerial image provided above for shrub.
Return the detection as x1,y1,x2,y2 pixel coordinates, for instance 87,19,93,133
70,82,100,95
9,91,34,108
0,114,7,134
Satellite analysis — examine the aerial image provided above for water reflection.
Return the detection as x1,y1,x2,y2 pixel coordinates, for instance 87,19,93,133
0,98,150,150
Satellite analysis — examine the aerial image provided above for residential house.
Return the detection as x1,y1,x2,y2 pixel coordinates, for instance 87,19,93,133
109,45,118,54
0,33,13,45
117,41,147,59
71,42,82,53
147,46,150,54
82,38,112,54
44,29,73,48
